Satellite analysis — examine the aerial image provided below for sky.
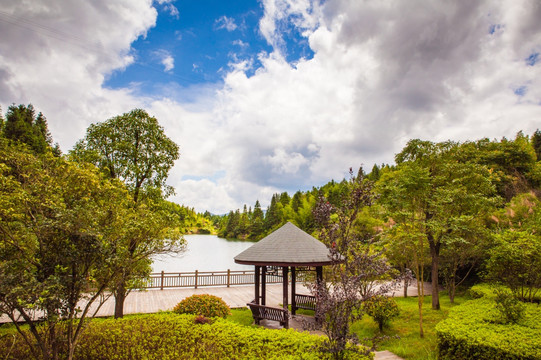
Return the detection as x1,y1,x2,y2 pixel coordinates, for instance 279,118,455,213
1,0,541,214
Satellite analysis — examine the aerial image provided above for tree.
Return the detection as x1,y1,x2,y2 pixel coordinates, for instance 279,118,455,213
532,129,541,161
380,140,497,310
3,104,59,155
486,192,541,302
0,140,132,360
250,200,265,238
311,168,400,359
70,108,182,318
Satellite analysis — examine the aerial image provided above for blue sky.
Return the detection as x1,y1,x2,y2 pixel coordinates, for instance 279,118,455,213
1,0,541,213
105,0,313,96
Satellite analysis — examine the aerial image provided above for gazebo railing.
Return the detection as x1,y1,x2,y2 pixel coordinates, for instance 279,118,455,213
140,269,283,290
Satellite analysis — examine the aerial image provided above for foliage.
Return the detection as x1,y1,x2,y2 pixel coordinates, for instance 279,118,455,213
2,104,60,155
351,294,467,360
469,283,511,299
486,193,541,302
70,108,183,318
71,108,179,202
311,168,400,360
493,288,525,324
379,139,499,311
172,294,231,318
363,296,400,331
0,140,134,360
436,297,541,360
0,313,373,360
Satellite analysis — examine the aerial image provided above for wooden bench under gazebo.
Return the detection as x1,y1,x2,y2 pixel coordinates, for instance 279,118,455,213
234,222,334,328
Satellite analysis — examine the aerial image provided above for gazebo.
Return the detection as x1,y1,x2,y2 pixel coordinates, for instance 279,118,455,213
234,222,334,327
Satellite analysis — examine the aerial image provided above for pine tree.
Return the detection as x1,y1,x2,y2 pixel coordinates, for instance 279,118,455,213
279,191,290,206
291,191,303,212
532,129,541,161
265,194,281,231
250,200,264,238
3,104,53,154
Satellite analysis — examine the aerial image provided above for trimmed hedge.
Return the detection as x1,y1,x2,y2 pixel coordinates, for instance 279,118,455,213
469,283,511,299
436,297,541,359
0,313,374,360
470,283,541,303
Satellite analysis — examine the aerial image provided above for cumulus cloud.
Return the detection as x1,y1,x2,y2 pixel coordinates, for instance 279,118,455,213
215,16,238,32
0,0,157,149
1,0,541,214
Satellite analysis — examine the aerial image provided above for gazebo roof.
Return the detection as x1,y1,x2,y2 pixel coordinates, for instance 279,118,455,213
234,222,333,266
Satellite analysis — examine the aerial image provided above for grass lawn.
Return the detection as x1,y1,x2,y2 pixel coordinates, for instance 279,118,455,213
351,292,469,360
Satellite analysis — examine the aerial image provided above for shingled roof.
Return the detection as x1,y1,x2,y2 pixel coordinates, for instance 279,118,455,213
234,222,333,266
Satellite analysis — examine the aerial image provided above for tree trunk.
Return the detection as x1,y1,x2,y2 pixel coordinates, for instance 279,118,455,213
450,279,456,304
114,281,126,319
428,234,441,310
403,276,408,298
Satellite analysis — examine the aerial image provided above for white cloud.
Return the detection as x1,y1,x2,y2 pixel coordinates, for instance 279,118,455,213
154,49,174,72
1,0,541,215
215,16,238,32
164,4,179,19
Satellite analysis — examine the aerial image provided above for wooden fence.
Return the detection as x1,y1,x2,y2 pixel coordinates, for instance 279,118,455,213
141,269,283,290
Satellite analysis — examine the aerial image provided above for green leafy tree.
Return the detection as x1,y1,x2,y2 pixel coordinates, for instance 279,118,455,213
379,140,498,310
0,140,132,360
486,194,541,302
70,108,182,318
363,296,400,331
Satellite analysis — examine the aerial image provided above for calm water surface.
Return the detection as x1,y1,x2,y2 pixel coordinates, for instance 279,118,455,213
151,234,255,273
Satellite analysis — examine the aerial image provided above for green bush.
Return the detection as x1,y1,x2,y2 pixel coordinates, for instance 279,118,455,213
436,298,541,360
363,296,400,331
469,283,511,299
173,294,231,318
0,313,374,360
494,288,525,324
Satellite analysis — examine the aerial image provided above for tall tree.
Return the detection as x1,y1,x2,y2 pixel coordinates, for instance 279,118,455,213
250,200,265,238
70,109,182,318
379,140,497,310
0,140,133,360
3,104,55,154
532,129,541,161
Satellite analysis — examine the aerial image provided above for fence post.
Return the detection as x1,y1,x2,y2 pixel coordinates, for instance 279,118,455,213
160,270,164,290
195,270,198,289
227,269,231,287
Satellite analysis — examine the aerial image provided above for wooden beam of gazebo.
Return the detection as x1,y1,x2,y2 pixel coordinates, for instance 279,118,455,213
234,222,333,323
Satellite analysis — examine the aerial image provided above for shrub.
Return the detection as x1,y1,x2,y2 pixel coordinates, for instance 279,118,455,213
469,283,511,299
363,296,400,331
436,298,541,360
0,313,374,360
494,288,525,324
194,315,212,324
172,294,231,318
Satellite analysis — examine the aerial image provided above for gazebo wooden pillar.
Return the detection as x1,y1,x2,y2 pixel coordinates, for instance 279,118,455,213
234,222,337,328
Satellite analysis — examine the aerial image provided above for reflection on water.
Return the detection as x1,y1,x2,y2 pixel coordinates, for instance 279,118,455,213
151,234,255,273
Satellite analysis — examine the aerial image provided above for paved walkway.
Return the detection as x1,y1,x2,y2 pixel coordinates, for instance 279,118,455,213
0,282,429,322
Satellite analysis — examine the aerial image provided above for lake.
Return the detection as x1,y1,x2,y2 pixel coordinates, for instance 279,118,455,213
151,234,255,273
